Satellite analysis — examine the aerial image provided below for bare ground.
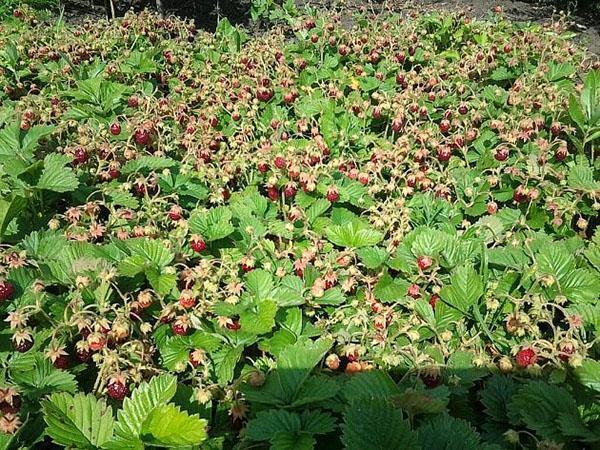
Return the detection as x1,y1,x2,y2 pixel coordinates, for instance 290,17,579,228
59,0,600,54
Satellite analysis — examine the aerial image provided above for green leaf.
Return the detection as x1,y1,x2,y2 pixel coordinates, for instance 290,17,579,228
508,381,589,444
145,268,177,296
214,345,243,385
188,206,234,242
0,196,26,242
11,354,77,398
306,199,331,224
356,246,389,269
140,404,207,447
43,393,114,449
271,432,315,450
121,156,178,175
417,415,484,450
439,264,483,312
567,164,600,192
575,360,600,392
37,153,79,193
373,273,410,303
239,299,278,335
343,371,400,401
245,269,274,299
106,374,177,450
326,221,383,248
342,398,419,450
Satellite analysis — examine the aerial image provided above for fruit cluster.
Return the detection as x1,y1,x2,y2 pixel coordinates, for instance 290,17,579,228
0,5,599,449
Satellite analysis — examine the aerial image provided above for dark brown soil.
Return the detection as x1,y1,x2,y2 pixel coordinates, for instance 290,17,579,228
60,0,600,54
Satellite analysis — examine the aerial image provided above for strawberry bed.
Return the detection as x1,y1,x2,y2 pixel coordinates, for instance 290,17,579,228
1,5,600,449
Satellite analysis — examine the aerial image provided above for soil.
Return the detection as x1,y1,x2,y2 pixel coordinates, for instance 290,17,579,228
59,0,600,54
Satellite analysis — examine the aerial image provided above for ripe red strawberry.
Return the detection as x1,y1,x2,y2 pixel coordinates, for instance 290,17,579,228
53,354,70,370
109,122,121,135
179,294,196,309
108,167,120,179
550,122,561,136
559,342,575,362
107,379,129,400
429,294,439,309
0,281,15,301
134,128,150,146
127,96,139,108
172,322,188,336
14,338,33,353
257,162,269,173
267,185,279,201
168,206,182,221
77,347,91,362
0,395,21,415
407,283,420,298
73,148,88,165
226,320,241,331
421,373,441,389
439,119,451,134
513,186,527,203
494,148,509,161
458,103,468,115
190,236,206,253
437,147,452,161
274,155,286,169
555,147,568,161
283,183,297,198
516,347,537,368
416,255,433,271
326,186,339,202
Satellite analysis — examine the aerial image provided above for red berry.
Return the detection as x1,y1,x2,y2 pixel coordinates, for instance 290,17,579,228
267,185,279,201
437,147,452,161
179,295,196,309
274,155,286,169
110,122,121,135
326,186,339,202
513,186,527,203
429,294,439,309
494,148,509,161
14,338,33,353
407,283,420,298
0,281,15,301
283,184,297,199
417,255,433,271
555,147,568,161
487,201,498,215
226,320,241,331
53,354,70,370
421,373,440,388
550,122,561,136
190,237,206,253
77,348,91,362
73,148,88,165
172,322,188,336
559,343,575,362
107,380,129,400
0,396,21,415
127,96,139,108
439,119,451,134
516,347,537,368
257,162,269,173
134,129,150,146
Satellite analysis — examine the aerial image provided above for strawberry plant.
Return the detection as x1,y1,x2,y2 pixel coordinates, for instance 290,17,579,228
0,3,599,449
